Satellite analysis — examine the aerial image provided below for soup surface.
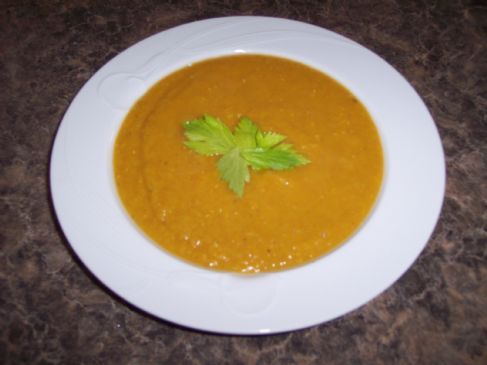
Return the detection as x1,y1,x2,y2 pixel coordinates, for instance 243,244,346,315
114,54,383,273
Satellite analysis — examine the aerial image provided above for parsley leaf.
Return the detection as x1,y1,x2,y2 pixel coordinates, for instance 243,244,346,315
183,115,310,197
217,148,250,197
242,145,310,171
234,117,258,149
183,114,235,156
256,130,286,148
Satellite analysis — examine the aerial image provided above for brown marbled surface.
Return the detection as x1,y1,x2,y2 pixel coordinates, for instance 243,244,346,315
1,1,486,364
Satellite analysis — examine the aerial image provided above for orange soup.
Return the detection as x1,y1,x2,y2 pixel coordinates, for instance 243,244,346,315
114,54,383,273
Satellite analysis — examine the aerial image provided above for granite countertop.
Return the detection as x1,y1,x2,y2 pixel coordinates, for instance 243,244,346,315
1,1,486,364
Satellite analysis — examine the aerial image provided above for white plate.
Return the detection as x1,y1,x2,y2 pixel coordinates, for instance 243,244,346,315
50,16,445,334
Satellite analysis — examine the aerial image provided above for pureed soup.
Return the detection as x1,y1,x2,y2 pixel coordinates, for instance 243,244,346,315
114,54,383,273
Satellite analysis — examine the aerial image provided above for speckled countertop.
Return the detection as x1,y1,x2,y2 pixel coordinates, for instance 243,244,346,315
1,1,486,364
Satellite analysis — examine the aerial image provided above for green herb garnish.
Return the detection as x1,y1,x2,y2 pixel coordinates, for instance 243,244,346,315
183,114,310,197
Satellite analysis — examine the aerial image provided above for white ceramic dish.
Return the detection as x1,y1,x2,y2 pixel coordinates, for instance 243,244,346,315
50,16,445,335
